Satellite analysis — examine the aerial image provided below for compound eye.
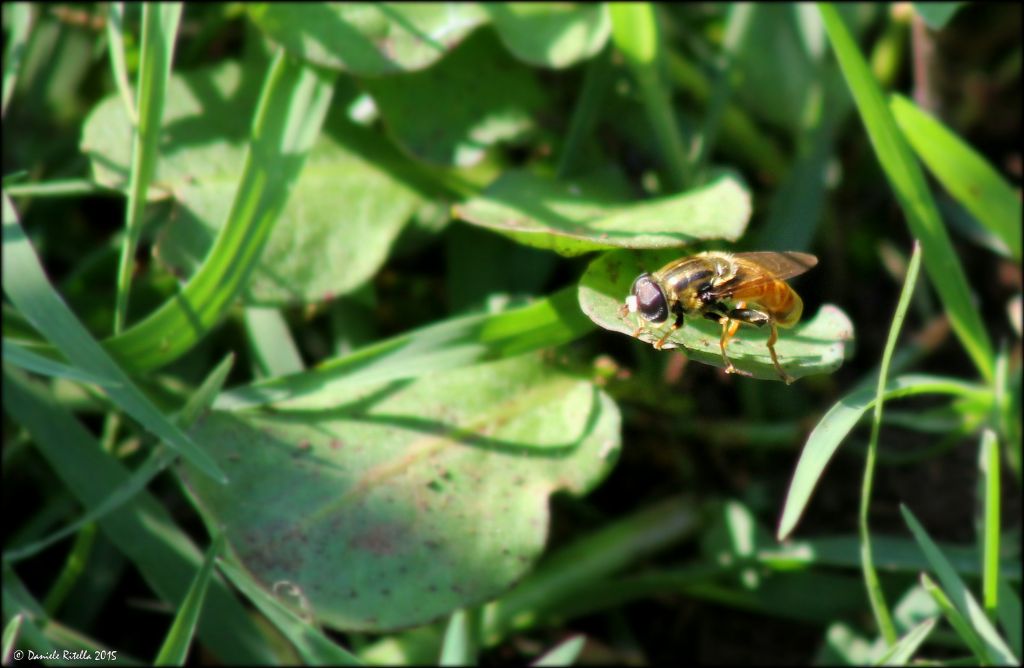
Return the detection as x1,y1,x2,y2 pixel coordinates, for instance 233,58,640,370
632,275,669,323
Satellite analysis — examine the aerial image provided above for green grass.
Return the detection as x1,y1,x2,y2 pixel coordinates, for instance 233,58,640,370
2,2,1019,665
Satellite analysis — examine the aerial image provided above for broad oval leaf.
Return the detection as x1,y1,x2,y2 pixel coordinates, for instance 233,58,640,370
579,249,854,381
179,354,620,632
81,62,425,305
486,3,610,69
247,3,489,75
454,170,751,256
362,29,547,167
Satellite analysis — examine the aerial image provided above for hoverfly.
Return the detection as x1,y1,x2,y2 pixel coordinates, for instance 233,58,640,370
620,251,818,384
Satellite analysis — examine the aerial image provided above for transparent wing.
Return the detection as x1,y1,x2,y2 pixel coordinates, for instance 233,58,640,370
706,252,818,300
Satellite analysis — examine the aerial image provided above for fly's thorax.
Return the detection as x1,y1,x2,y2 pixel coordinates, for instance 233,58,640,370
655,255,727,313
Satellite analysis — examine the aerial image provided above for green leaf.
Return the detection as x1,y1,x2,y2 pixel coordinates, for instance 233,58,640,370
778,374,990,540
179,354,620,632
2,195,225,482
903,506,1018,665
84,61,416,306
819,3,994,382
912,3,964,30
362,29,547,167
891,94,1022,260
247,3,488,75
454,170,751,256
486,3,610,69
153,534,224,666
152,122,420,305
579,248,853,381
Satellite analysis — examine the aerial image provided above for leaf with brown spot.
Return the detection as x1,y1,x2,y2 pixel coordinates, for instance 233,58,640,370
179,354,619,631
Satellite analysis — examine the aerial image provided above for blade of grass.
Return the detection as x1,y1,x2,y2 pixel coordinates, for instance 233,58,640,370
177,352,235,427
439,609,479,667
992,345,1019,471
862,240,923,645
778,372,990,540
3,179,121,198
996,578,1022,657
2,194,226,482
153,534,225,666
103,51,336,372
2,368,275,663
757,534,1021,581
665,50,788,178
978,429,1001,619
215,284,593,410
481,495,698,644
3,567,142,661
532,635,586,667
757,536,1019,581
902,505,1018,664
609,3,689,189
3,447,174,563
105,2,137,126
557,45,613,179
819,2,995,382
114,3,182,333
13,353,234,568
217,559,363,665
920,573,992,664
692,2,754,182
872,617,937,666
891,94,1021,260
2,614,23,665
1,2,33,117
243,306,304,377
3,339,121,386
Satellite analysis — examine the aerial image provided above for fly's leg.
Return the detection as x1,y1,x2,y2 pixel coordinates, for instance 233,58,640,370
718,302,750,376
765,322,795,385
618,303,645,339
719,305,794,383
653,307,684,350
